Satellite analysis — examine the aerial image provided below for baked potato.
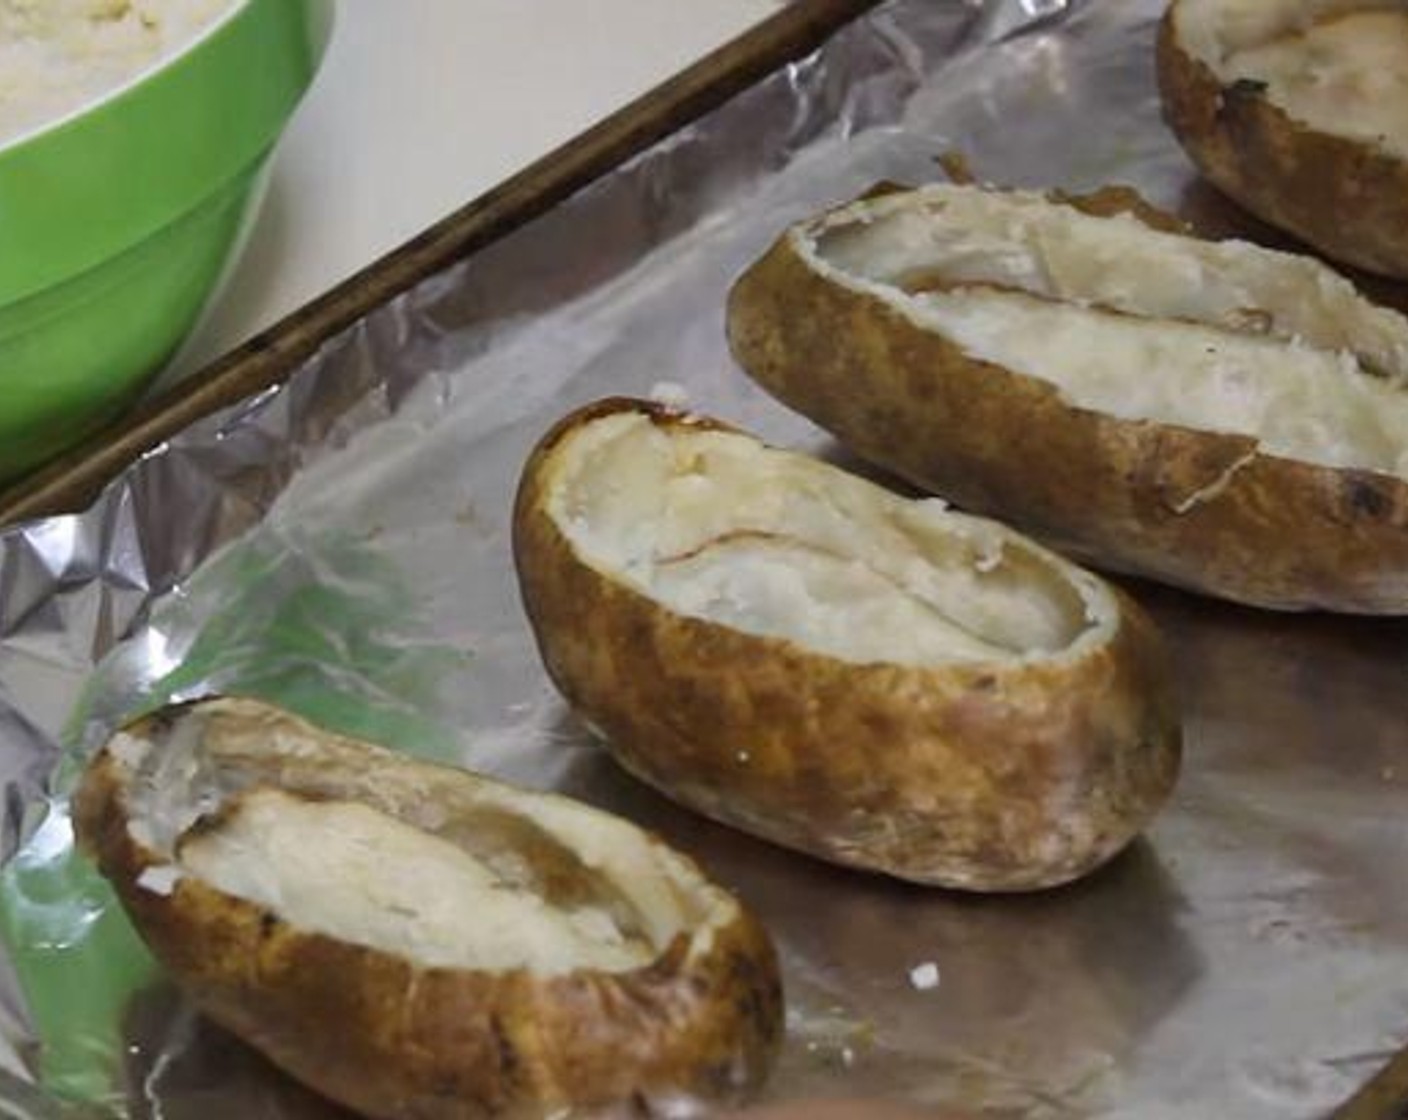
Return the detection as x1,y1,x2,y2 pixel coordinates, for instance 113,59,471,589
74,696,783,1120
513,398,1180,892
1157,0,1408,279
726,181,1408,612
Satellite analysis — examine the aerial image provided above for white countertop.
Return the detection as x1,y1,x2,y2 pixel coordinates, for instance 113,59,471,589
165,1,779,384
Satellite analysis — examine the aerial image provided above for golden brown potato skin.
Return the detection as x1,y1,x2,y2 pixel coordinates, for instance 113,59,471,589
513,401,1181,892
1156,3,1408,280
74,714,783,1120
725,209,1408,614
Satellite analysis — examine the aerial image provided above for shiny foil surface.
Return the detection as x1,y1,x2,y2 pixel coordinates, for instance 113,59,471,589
0,0,1405,1116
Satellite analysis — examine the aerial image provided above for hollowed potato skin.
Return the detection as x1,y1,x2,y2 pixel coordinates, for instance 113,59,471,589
74,714,783,1120
725,208,1408,613
1156,3,1408,280
512,401,1181,893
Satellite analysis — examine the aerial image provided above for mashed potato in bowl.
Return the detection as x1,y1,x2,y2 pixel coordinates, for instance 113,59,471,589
0,0,242,150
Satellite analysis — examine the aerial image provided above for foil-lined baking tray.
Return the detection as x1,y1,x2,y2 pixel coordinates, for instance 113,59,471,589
0,0,1405,1116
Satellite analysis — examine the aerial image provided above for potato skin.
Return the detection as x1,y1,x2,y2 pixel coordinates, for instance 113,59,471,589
725,218,1408,613
1156,3,1408,280
74,717,783,1120
513,401,1181,892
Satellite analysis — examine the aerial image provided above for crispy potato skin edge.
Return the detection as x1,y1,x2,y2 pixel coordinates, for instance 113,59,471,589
73,721,783,1120
724,211,1408,613
512,401,1182,892
1156,4,1408,280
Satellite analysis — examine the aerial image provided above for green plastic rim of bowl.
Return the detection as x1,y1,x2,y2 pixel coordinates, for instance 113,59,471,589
0,0,324,306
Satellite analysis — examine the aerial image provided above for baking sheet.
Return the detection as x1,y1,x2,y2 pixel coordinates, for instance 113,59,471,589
0,0,1405,1116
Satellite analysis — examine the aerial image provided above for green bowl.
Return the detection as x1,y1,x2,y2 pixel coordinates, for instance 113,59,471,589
0,0,332,484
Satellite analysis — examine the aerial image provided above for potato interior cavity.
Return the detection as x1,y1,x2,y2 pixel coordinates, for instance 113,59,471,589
549,412,1109,665
118,699,721,976
180,789,655,972
806,185,1408,477
1175,0,1408,158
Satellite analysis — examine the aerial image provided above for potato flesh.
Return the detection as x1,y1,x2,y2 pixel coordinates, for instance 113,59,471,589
180,788,656,974
1175,0,1408,159
809,187,1408,478
917,288,1408,475
655,535,1016,662
553,413,1107,664
1224,11,1408,157
115,700,729,974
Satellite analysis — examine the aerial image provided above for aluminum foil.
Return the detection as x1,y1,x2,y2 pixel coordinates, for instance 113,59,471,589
0,0,1405,1116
